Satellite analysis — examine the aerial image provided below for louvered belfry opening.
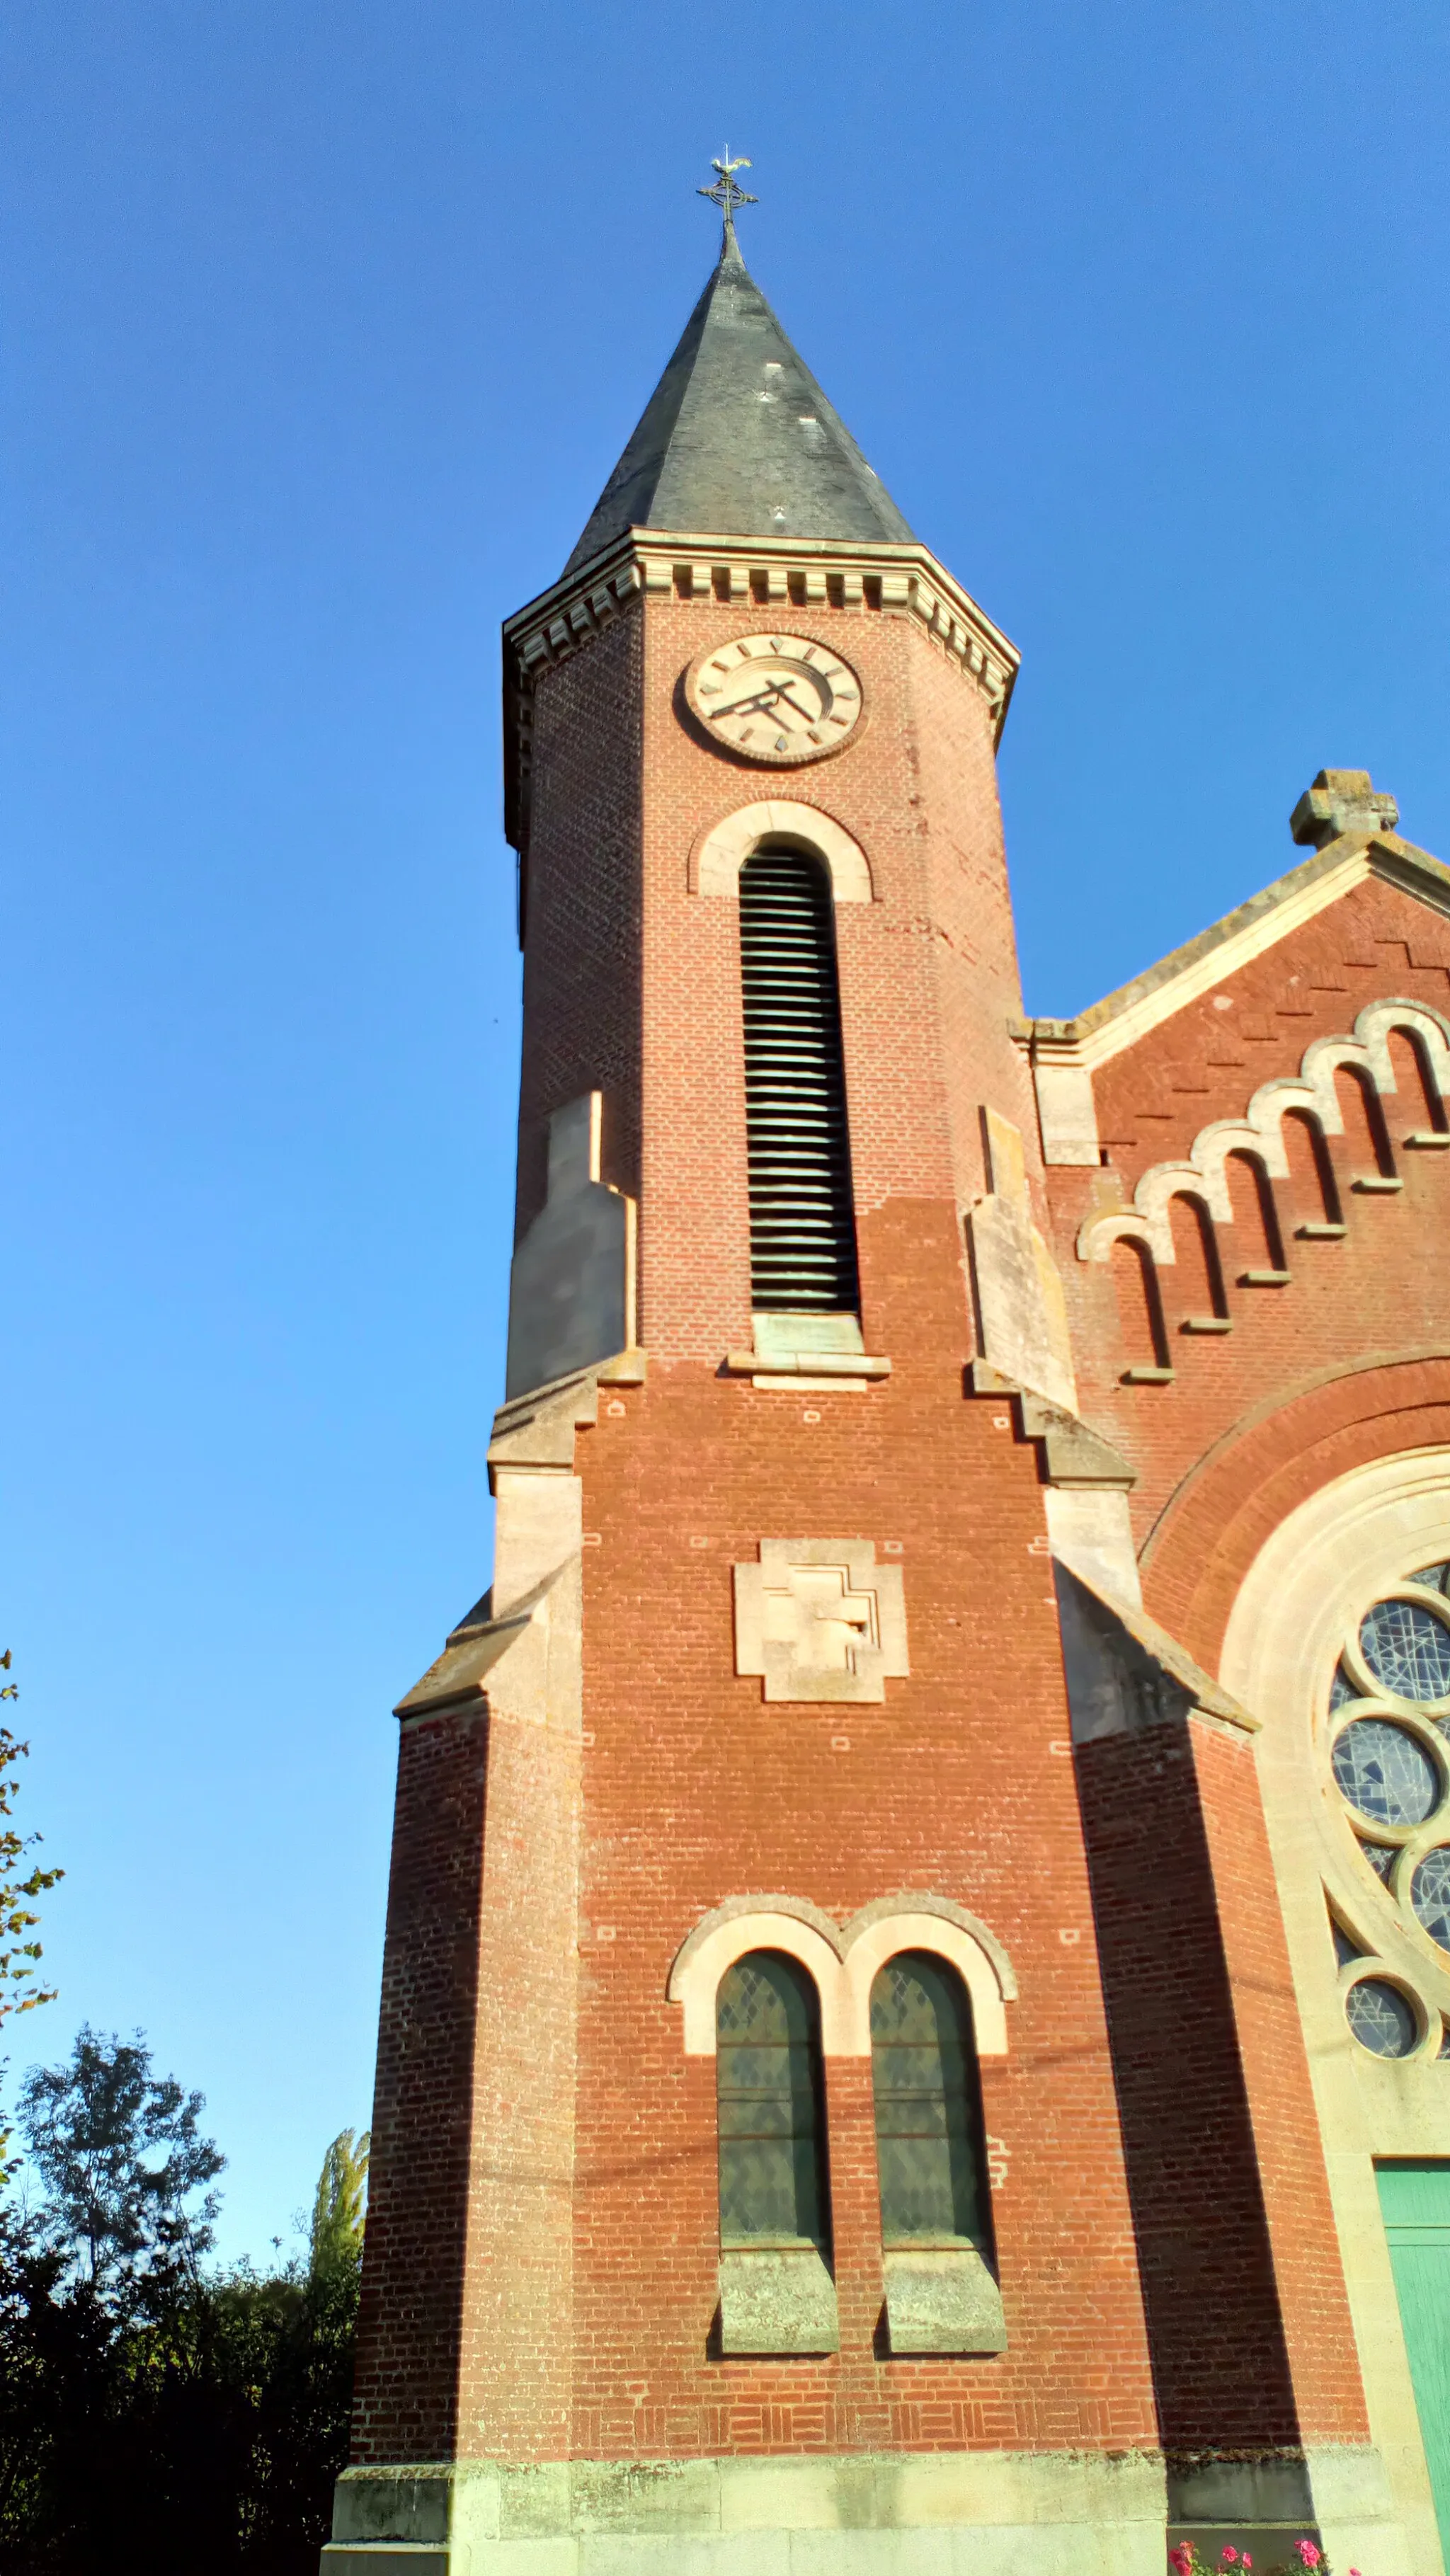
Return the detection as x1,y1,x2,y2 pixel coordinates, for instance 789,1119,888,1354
738,842,860,1315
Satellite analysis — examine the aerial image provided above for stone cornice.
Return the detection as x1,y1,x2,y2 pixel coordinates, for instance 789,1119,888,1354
501,529,1019,859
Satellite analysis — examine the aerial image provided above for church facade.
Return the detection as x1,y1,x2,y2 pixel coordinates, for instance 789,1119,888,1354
324,194,1450,2576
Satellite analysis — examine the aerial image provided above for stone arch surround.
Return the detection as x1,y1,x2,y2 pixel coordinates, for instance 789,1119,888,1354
666,1892,1016,2058
1140,1350,1450,1673
1218,1448,1450,2576
687,798,875,901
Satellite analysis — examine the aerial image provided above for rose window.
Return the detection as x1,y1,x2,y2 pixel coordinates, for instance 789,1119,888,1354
1358,1596,1450,1700
1344,1977,1419,2059
1331,1718,1438,1826
1328,1563,1450,2057
1412,1848,1450,1950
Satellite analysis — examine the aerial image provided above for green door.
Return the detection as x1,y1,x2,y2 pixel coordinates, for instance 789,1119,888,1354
1378,2162,1450,2567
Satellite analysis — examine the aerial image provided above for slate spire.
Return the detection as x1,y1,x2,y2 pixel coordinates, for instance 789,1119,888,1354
561,219,915,577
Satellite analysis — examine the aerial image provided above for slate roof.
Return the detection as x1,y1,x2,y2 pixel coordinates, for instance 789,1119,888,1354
561,220,915,578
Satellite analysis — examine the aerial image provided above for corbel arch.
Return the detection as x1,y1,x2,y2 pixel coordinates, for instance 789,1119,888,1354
1078,995,1450,1266
689,800,874,903
667,1892,1016,2057
1078,1207,1164,1264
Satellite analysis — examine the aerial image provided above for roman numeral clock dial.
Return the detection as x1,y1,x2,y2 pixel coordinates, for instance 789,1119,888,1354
684,632,864,765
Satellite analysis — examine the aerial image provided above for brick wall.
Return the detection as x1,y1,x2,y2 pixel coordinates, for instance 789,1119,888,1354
454,1659,583,2456
1075,1715,1367,2455
1050,874,1450,1559
519,597,1043,1363
561,1202,1158,2456
350,583,1385,2484
351,1707,489,2462
516,611,644,1241
1032,860,1450,2475
1144,1356,1450,1673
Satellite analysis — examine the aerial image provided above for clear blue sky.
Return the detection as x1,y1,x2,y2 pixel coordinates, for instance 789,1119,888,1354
3,3,1446,2263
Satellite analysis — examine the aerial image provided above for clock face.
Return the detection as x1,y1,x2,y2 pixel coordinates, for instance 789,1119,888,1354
684,633,864,765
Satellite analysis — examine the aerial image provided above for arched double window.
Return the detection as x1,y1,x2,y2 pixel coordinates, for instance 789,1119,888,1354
706,1937,1006,2356
738,845,860,1317
716,1950,829,2250
869,1951,993,2252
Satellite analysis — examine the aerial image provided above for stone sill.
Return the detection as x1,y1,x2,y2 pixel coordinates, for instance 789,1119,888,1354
881,2243,1007,2355
718,2242,839,2355
725,1351,891,1382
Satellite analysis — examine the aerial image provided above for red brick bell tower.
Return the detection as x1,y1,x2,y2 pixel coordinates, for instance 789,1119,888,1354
324,174,1386,2576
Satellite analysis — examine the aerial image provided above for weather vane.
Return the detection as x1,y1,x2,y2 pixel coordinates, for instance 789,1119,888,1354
698,151,758,232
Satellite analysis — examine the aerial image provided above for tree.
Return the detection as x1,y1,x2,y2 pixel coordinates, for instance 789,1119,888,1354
18,2028,224,2299
307,2128,368,2286
0,1656,64,2032
0,2039,364,2570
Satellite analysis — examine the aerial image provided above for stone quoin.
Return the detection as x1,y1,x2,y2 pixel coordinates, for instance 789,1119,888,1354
323,171,1450,2576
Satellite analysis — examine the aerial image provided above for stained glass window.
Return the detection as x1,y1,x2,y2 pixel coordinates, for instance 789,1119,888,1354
1357,1837,1397,1884
716,1952,828,2248
1359,1598,1450,1702
1328,1571,1450,2035
869,1952,989,2248
1412,1850,1450,1954
1332,1718,1439,1826
1345,1977,1418,2058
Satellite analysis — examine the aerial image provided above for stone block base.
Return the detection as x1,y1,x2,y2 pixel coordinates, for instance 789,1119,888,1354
326,2445,1409,2576
1169,2531,1319,2574
329,2452,1170,2576
1168,2443,1414,2576
323,2555,447,2575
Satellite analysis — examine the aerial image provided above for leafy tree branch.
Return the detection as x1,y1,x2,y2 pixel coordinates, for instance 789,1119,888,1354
0,1658,63,2031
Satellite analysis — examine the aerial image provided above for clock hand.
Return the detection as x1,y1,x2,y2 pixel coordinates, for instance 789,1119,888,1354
717,680,816,725
717,683,792,717
767,682,818,720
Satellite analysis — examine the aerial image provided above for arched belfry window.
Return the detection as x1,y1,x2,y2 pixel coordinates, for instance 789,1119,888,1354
870,1952,991,2249
716,1951,830,2250
738,845,860,1315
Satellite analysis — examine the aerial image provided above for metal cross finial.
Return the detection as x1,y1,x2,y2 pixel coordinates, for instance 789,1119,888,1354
698,150,758,234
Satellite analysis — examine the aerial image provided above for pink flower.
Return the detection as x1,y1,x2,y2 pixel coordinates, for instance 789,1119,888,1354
1168,2551,1195,2576
1295,2546,1321,2570
1221,2552,1239,2566
1242,2559,1252,2570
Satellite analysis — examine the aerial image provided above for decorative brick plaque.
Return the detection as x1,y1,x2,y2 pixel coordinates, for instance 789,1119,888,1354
733,1540,909,1703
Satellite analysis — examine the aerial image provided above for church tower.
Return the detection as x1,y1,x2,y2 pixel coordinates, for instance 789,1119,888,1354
324,173,1397,2576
